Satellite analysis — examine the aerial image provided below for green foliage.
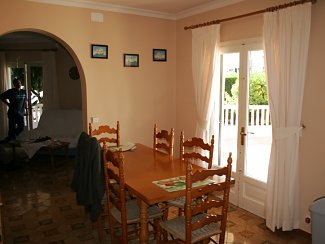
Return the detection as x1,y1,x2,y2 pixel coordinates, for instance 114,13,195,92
30,67,43,91
10,67,43,105
30,67,43,105
225,74,237,97
249,72,268,105
224,73,238,105
224,71,268,105
11,68,24,82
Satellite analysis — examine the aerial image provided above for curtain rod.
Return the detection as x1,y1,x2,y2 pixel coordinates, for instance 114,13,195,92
184,0,316,30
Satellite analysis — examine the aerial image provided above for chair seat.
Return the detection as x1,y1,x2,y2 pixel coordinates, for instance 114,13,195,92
110,182,133,200
160,213,221,243
111,199,163,224
166,196,185,208
167,196,206,208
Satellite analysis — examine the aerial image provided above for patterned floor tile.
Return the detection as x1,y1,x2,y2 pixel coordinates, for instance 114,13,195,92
0,154,312,243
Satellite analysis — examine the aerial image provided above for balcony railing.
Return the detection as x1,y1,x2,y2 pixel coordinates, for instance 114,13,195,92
32,103,43,128
220,105,272,182
30,104,270,130
222,105,271,126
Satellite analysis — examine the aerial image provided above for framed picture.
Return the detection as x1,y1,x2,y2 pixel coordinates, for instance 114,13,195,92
153,49,167,62
124,54,139,67
91,44,108,59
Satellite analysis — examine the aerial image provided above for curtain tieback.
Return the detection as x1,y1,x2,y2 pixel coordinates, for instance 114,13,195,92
273,126,303,140
197,118,208,130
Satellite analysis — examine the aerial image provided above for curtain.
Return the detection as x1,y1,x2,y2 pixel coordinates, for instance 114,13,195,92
0,52,9,139
42,51,59,110
263,3,311,231
192,24,220,143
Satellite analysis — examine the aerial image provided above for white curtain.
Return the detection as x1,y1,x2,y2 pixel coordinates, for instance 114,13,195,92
42,51,59,110
0,52,9,139
192,24,220,142
263,3,311,231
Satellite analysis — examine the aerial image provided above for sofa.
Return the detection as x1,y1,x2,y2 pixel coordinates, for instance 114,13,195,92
18,109,83,158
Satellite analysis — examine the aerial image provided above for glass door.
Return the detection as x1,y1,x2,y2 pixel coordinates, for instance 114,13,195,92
8,63,43,130
217,41,271,218
26,64,44,129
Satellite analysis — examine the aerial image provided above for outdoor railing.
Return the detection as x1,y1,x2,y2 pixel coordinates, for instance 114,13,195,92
222,104,271,126
31,104,269,129
32,103,43,128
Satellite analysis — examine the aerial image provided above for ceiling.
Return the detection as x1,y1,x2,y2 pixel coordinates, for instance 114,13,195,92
28,0,244,20
1,0,243,48
83,0,236,14
0,31,58,50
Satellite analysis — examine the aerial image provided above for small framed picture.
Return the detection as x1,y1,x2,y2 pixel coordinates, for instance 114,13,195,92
91,44,108,59
124,54,139,67
153,49,167,62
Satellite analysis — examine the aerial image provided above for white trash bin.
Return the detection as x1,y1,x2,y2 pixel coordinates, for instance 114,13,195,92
310,197,325,244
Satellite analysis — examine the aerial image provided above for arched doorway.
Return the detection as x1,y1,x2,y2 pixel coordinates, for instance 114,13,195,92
0,30,85,139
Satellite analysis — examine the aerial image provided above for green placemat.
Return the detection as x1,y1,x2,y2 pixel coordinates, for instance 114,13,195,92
153,176,214,192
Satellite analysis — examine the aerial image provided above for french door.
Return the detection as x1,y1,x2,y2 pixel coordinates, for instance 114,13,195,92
217,40,272,218
8,63,43,130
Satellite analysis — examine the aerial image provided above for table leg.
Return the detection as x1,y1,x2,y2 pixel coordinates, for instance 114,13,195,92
138,199,149,244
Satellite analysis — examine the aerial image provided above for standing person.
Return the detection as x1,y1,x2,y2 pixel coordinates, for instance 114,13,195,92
0,78,27,142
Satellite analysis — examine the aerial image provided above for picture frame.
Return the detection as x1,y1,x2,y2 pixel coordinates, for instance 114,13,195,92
91,44,108,59
153,49,167,62
124,54,139,67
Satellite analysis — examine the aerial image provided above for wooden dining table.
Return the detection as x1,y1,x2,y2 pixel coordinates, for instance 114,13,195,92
120,143,234,244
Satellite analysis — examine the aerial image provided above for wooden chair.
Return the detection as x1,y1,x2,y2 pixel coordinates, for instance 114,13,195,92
164,131,215,219
89,121,120,147
158,153,233,244
89,121,120,241
180,131,214,169
153,123,175,156
103,143,164,243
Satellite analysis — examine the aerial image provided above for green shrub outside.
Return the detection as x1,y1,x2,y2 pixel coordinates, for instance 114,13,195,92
224,71,268,105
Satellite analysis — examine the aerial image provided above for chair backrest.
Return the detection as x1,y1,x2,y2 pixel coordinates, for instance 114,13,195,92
153,123,175,156
180,131,214,169
184,153,232,244
103,143,128,243
89,121,120,147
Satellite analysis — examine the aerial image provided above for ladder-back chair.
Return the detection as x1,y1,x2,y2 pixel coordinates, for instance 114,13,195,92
103,144,163,243
164,131,215,219
89,120,120,242
158,153,233,244
180,131,214,169
89,121,120,147
153,123,175,156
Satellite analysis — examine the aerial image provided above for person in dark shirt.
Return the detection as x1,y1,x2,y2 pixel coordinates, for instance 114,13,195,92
0,78,27,141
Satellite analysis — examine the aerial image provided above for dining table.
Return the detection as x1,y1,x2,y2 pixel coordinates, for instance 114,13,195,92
118,143,234,244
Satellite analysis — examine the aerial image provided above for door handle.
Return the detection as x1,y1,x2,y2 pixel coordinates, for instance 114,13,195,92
240,127,254,145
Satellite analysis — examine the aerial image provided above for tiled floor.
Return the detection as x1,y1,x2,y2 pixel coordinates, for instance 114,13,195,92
0,153,311,243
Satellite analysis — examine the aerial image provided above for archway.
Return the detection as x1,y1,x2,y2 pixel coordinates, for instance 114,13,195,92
0,29,86,139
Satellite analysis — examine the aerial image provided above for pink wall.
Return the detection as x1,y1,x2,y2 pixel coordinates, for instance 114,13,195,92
175,0,286,142
1,0,325,233
56,46,82,109
0,0,177,147
300,0,325,233
176,0,325,233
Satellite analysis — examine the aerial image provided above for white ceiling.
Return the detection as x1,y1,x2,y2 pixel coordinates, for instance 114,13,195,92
28,0,244,20
86,0,233,14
